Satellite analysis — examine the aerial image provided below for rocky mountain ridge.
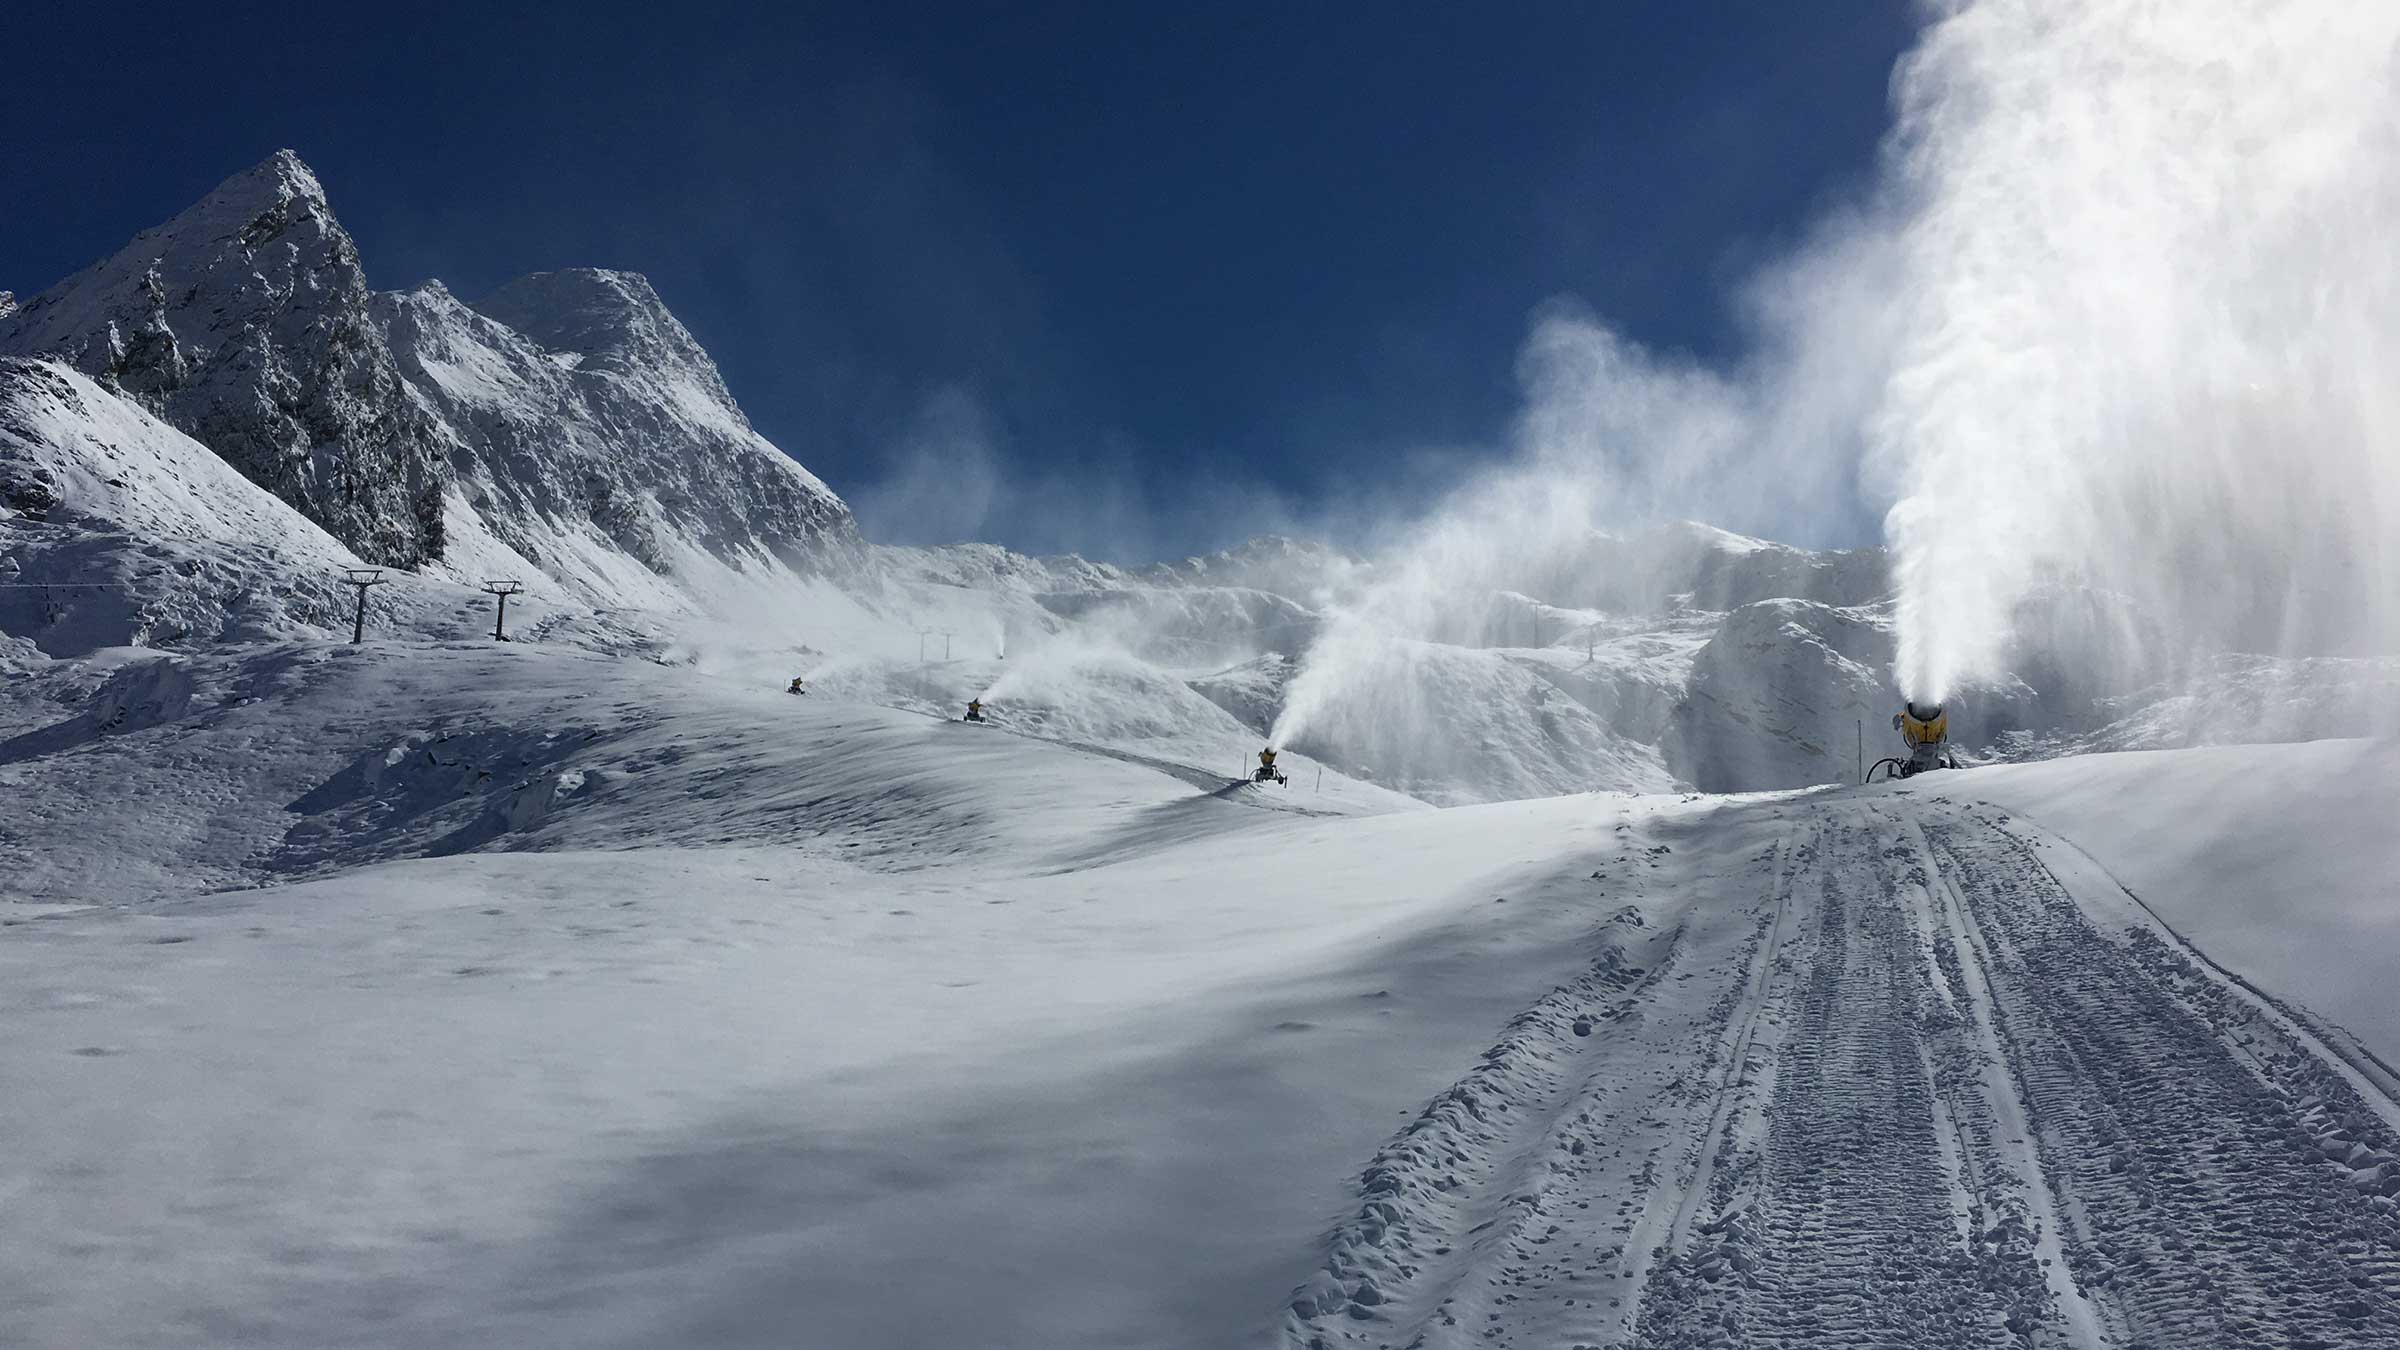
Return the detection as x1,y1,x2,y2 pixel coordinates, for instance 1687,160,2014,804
1,151,855,595
0,152,447,566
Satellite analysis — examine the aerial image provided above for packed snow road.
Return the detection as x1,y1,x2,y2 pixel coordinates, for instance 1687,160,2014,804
1284,796,2400,1350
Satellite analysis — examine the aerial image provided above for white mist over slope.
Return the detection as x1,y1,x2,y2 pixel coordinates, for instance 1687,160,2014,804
1280,0,2400,733
1271,323,1769,753
1876,0,2400,701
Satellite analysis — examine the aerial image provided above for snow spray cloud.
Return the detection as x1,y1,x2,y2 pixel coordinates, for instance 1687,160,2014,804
1270,279,1893,750
851,385,1308,562
1872,0,2400,703
1280,0,2400,750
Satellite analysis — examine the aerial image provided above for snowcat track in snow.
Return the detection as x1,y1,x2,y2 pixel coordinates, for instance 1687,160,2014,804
1280,801,2400,1350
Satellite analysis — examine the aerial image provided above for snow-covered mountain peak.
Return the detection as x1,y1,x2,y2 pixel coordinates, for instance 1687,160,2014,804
376,266,855,599
210,146,329,217
473,269,733,406
5,149,352,362
0,149,447,567
3,152,859,604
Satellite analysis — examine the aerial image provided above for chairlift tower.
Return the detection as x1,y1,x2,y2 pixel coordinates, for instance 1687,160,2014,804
342,569,387,644
480,580,524,641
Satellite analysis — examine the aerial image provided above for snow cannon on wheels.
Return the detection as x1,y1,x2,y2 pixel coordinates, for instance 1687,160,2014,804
963,698,986,723
1865,700,1958,783
786,676,807,696
1253,747,1289,786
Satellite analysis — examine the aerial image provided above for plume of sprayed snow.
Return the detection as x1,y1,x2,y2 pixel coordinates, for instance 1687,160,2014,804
978,631,1124,704
1280,0,2400,747
1873,0,2400,702
1272,287,1884,747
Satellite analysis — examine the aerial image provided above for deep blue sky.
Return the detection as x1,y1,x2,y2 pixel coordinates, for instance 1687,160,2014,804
4,2,1917,559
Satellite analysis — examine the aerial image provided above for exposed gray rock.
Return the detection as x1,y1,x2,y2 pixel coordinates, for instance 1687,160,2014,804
3,152,858,599
0,151,447,567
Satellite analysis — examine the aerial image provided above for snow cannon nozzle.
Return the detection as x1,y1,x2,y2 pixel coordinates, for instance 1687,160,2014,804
1865,700,1957,783
1252,745,1288,787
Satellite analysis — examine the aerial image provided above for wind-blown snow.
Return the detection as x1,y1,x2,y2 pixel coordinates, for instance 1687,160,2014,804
1874,0,2400,702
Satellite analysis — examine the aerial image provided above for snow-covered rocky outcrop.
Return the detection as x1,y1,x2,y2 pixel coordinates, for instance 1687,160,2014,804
1,151,857,606
0,356,385,650
0,357,647,657
0,152,448,567
377,272,856,606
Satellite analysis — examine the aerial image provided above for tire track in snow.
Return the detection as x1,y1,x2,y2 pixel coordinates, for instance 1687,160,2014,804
1911,814,2112,1347
1657,830,1804,1258
1610,827,1811,1337
1636,814,2035,1349
1279,798,2400,1350
1925,809,2400,1348
1277,829,1793,1350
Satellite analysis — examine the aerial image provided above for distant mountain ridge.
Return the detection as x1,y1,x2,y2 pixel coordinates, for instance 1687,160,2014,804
0,150,855,594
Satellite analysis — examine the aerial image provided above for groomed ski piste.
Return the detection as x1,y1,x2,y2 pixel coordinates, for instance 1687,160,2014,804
4,638,2398,1348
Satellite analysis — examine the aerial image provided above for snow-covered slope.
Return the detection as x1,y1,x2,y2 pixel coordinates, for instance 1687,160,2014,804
6,634,2395,1347
1917,738,2400,1063
1664,599,1902,790
0,357,656,658
0,637,1417,906
0,358,486,653
1997,652,2400,758
1535,519,1887,614
1268,637,1682,801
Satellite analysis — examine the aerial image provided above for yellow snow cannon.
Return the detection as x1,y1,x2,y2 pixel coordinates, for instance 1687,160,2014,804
963,698,986,723
1253,746,1289,786
786,676,807,695
1865,700,1957,783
